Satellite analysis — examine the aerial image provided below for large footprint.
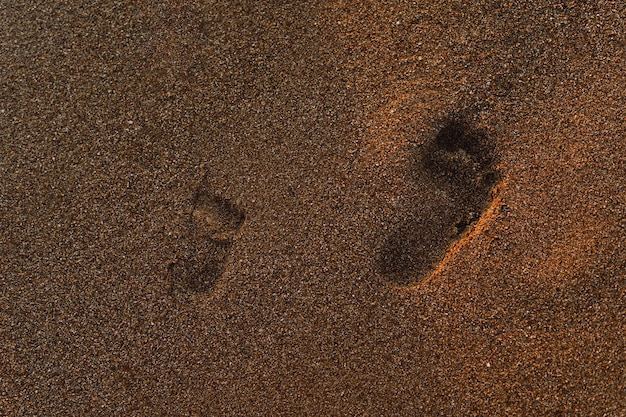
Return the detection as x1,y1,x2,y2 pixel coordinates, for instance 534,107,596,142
378,116,499,286
169,184,245,294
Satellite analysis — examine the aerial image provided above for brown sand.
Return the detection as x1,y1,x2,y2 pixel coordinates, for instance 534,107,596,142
2,1,625,415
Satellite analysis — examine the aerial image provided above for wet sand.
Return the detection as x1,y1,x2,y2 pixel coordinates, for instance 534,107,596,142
2,1,625,415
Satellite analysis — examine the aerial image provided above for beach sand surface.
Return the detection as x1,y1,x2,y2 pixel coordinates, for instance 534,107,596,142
2,1,625,415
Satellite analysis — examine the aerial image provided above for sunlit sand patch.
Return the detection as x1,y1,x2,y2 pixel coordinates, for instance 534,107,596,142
352,82,440,171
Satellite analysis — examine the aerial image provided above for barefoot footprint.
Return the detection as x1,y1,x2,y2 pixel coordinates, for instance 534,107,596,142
169,185,245,294
378,116,499,286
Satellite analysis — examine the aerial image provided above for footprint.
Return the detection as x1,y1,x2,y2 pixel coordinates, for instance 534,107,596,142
378,116,499,286
169,187,245,294
191,193,245,242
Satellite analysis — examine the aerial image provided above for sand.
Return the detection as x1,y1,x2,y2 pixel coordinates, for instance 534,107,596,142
1,1,625,415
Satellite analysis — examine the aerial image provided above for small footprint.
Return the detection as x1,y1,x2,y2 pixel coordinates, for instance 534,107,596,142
169,185,245,294
378,116,499,286
191,193,245,242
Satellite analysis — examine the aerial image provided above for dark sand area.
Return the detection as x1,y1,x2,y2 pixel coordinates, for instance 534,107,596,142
1,1,625,415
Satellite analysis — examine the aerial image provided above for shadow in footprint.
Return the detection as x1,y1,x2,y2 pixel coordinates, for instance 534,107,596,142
169,187,245,294
378,116,499,286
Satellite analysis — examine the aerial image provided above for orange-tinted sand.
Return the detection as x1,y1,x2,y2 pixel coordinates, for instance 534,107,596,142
2,1,625,415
